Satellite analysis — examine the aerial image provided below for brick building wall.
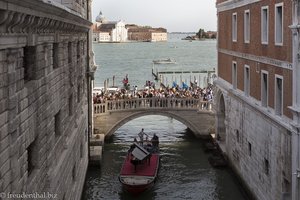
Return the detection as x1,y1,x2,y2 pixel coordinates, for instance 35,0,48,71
218,2,292,60
127,27,167,42
217,0,293,118
215,0,294,199
128,31,152,41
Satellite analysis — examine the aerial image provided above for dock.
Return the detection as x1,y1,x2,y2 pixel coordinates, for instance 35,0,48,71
151,68,216,88
89,133,105,167
152,69,215,80
158,70,215,74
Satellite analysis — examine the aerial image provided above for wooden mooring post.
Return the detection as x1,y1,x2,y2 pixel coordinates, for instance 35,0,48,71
151,69,216,86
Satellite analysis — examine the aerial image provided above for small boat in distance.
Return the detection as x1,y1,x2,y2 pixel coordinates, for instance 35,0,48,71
153,58,176,64
119,136,160,194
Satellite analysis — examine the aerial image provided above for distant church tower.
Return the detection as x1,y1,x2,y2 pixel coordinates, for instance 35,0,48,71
95,11,107,27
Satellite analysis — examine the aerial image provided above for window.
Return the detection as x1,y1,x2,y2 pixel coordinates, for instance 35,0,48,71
72,164,76,182
82,79,85,95
85,129,88,142
264,158,269,175
261,70,268,107
80,142,83,158
232,13,237,42
248,142,252,156
261,6,269,44
69,94,73,116
77,41,81,63
77,83,81,103
244,10,250,43
68,42,72,64
275,3,283,45
53,43,59,69
23,46,36,81
235,130,240,143
55,110,62,137
275,75,283,115
244,65,250,96
27,139,36,175
282,178,290,195
232,61,237,89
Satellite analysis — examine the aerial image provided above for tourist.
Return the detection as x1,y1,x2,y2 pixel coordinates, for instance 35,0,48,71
93,79,214,107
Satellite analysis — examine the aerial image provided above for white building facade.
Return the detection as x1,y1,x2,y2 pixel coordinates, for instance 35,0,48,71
151,32,167,42
93,12,128,42
99,32,110,42
110,21,128,42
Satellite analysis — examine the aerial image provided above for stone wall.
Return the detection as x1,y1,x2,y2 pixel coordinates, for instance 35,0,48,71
0,0,92,199
215,80,292,200
216,0,293,119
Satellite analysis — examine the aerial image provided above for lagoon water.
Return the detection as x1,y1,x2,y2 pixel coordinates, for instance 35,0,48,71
82,34,249,200
93,34,217,89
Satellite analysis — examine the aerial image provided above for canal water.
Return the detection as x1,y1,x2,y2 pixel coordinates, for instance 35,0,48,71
82,34,249,199
82,116,248,200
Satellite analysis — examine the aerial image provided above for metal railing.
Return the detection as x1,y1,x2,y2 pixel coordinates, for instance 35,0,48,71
94,97,212,114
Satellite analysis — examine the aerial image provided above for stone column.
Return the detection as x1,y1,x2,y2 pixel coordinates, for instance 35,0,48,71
86,0,97,159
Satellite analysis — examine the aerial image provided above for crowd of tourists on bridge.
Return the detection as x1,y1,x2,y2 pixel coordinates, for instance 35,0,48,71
93,81,213,104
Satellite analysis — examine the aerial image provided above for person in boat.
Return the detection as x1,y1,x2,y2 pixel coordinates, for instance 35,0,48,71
143,135,154,152
128,143,135,154
128,138,137,159
130,138,137,150
138,128,148,145
151,133,159,147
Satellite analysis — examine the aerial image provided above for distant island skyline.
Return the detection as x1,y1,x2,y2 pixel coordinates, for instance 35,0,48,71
91,0,217,32
169,32,196,34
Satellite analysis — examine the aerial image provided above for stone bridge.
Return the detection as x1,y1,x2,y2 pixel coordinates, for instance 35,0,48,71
93,97,215,139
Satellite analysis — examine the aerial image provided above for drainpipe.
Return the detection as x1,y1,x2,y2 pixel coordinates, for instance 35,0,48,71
86,0,91,161
86,0,96,161
290,1,300,199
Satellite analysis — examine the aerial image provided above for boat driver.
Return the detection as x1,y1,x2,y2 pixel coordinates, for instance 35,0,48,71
138,128,148,145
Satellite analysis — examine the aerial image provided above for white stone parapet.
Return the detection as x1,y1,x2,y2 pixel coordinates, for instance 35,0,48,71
94,97,212,114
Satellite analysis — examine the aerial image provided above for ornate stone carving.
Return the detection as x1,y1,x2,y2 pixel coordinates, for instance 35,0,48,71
0,9,89,35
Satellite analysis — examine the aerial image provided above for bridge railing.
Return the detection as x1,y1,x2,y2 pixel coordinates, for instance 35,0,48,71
94,97,212,114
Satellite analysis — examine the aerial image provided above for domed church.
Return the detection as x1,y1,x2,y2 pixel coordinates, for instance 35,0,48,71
95,11,107,24
93,11,128,42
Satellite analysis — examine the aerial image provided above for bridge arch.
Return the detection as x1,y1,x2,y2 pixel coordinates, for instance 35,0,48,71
93,97,215,138
215,89,226,143
105,110,201,139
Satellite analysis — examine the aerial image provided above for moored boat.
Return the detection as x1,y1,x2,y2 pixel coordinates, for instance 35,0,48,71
153,58,176,64
119,140,160,194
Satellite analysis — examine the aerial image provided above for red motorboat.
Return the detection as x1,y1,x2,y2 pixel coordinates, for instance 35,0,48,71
119,142,160,194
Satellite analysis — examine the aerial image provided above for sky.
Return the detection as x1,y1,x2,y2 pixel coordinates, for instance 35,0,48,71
91,0,217,32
